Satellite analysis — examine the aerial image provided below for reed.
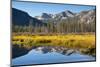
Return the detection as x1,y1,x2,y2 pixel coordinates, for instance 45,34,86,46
12,34,95,49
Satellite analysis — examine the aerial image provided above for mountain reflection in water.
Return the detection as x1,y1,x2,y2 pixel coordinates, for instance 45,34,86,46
12,47,95,66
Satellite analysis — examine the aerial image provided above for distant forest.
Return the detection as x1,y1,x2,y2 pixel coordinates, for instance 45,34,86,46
12,17,95,34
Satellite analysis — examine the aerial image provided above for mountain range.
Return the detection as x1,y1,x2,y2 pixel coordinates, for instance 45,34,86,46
35,10,75,21
35,9,95,23
12,8,46,26
12,8,96,26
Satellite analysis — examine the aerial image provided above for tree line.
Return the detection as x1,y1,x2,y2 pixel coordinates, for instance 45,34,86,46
13,17,96,34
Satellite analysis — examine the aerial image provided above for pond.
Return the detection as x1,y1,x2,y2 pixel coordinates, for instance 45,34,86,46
12,47,95,66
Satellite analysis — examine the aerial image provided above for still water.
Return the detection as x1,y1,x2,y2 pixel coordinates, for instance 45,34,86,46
12,47,95,66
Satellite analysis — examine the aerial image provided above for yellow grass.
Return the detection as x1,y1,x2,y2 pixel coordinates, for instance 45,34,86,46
12,34,95,49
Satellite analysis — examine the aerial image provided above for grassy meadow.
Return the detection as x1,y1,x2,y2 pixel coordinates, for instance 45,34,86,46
12,33,96,56
12,34,95,49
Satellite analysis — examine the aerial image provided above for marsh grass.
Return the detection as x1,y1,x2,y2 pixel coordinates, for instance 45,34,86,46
12,34,96,56
12,34,95,49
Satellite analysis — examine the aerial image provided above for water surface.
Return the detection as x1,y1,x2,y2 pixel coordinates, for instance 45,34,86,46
12,47,95,66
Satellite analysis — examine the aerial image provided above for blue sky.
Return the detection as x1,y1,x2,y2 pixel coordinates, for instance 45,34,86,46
12,1,95,17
